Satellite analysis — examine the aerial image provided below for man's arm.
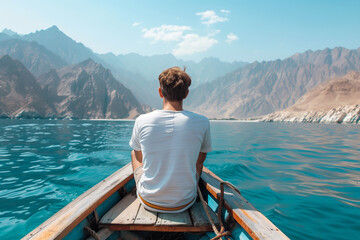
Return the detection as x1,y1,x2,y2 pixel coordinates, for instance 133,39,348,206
131,150,143,171
196,152,207,176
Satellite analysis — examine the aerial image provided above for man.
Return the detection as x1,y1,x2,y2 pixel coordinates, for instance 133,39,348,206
129,67,212,213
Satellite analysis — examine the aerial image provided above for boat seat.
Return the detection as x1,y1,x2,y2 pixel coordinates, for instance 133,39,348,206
99,190,219,232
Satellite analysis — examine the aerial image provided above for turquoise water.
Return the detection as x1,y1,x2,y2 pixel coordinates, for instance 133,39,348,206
0,119,359,240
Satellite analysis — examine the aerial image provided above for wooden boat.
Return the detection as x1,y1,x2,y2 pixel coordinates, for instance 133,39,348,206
23,163,289,240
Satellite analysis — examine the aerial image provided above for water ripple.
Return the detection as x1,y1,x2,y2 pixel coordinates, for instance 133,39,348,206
0,120,359,240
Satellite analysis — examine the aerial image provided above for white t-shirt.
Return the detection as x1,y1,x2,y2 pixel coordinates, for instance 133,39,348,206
129,110,212,213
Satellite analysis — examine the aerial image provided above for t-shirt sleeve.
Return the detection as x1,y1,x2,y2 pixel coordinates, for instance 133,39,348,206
129,119,141,151
200,120,212,153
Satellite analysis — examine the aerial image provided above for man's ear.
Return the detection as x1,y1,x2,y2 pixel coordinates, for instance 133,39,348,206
184,89,189,99
158,87,163,98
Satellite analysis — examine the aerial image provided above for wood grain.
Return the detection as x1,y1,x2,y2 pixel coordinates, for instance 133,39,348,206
107,224,214,232
100,190,140,225
201,167,289,240
189,201,219,227
22,163,134,240
156,211,192,226
134,205,158,225
86,228,113,240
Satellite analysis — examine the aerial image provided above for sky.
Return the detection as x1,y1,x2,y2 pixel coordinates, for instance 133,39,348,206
1,0,360,63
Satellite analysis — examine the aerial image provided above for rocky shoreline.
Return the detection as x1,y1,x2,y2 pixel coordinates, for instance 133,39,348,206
261,105,360,124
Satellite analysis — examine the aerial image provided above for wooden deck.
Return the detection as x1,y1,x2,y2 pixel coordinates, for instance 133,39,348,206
99,190,219,232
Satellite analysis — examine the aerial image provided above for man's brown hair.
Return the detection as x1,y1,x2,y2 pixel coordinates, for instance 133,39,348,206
158,67,191,101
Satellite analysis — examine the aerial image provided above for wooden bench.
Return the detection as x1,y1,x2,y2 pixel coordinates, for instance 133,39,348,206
99,190,219,232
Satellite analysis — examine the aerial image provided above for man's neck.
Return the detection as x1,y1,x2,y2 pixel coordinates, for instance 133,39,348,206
162,100,183,111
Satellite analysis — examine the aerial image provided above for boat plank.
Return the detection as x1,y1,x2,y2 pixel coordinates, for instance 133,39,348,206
100,190,140,225
107,224,213,232
22,163,134,240
134,204,158,225
86,228,113,240
156,211,192,226
189,201,219,227
201,167,289,240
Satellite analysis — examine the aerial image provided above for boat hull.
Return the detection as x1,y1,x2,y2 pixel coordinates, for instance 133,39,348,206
22,163,288,240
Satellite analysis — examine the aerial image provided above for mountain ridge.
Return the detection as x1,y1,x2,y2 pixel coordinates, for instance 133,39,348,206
0,55,56,118
260,71,360,123
0,55,144,119
2,26,359,122
98,51,248,108
22,25,98,65
0,38,68,76
0,26,246,109
186,47,360,119
38,58,145,119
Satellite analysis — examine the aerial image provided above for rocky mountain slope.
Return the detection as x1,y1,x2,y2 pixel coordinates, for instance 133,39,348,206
38,59,144,119
0,39,68,76
1,26,248,109
186,47,360,119
0,55,144,119
260,71,360,123
0,55,55,118
0,27,156,108
3,26,359,121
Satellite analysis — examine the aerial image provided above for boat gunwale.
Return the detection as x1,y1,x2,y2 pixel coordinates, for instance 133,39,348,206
201,167,289,240
22,163,134,240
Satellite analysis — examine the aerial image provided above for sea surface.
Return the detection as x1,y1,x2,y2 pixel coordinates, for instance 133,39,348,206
0,119,359,240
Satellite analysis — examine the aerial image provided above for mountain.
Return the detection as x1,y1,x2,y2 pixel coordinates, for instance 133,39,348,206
1,26,249,110
0,55,144,119
38,59,144,119
186,47,360,119
0,26,150,106
0,39,68,76
99,52,247,108
0,55,55,118
0,33,13,42
17,26,163,107
1,28,18,36
99,52,247,87
100,53,180,80
22,25,103,65
98,52,160,107
260,71,360,123
186,57,248,86
111,69,161,108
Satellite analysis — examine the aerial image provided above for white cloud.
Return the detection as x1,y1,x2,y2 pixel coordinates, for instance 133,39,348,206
132,22,141,27
226,33,239,44
220,9,230,14
141,24,218,56
208,29,221,37
172,34,218,56
196,10,228,25
142,25,192,43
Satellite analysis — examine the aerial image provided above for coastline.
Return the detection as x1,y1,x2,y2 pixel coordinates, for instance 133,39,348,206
2,107,360,124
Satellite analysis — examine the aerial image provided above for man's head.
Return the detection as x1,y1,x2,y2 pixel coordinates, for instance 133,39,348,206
158,67,191,102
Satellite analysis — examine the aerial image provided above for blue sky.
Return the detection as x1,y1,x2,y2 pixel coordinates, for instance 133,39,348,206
1,0,359,62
